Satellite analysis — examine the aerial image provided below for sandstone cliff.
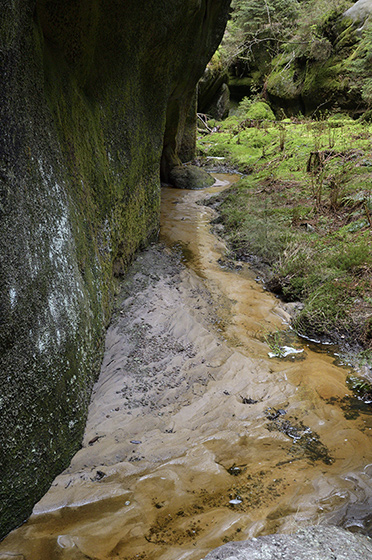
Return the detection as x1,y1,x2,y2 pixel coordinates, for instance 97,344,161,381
0,0,230,538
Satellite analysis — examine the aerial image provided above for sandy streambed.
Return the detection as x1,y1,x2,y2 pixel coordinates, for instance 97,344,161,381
2,175,372,560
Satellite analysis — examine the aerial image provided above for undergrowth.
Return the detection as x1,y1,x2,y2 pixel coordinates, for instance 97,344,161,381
198,105,372,354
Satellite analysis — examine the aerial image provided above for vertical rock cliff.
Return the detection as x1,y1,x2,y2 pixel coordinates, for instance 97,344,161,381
0,0,230,538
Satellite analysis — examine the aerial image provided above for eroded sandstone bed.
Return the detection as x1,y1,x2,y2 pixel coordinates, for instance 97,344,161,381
2,177,372,559
0,0,230,536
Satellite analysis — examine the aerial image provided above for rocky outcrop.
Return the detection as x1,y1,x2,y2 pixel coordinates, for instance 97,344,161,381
226,2,365,117
265,10,362,117
198,56,230,119
344,0,372,27
0,0,230,539
203,526,372,560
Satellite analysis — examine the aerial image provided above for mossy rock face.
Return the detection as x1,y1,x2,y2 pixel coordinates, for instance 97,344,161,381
199,81,230,120
0,0,230,538
266,52,362,117
198,54,229,118
301,60,351,114
266,64,306,115
228,29,274,102
243,7,365,118
228,76,256,101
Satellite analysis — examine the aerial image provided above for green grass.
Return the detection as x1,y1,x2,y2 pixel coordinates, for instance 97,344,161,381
199,108,372,350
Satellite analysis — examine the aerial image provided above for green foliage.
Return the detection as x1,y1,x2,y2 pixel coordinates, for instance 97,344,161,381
347,375,372,400
290,0,352,59
222,0,367,117
220,188,293,263
329,241,371,271
232,0,299,33
263,329,286,357
221,0,300,71
199,112,372,347
238,96,253,114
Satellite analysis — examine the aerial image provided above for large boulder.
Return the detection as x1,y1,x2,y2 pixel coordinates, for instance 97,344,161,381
169,165,216,190
0,0,230,539
266,7,363,116
208,82,231,120
203,526,372,560
344,0,372,26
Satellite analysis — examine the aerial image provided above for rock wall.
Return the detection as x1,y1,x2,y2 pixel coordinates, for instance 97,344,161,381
198,55,230,120
226,1,365,118
264,5,363,117
0,0,230,538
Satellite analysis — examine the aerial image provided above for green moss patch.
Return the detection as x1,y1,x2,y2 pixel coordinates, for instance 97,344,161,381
199,110,372,352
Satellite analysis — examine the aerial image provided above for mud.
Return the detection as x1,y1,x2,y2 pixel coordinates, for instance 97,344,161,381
1,175,372,560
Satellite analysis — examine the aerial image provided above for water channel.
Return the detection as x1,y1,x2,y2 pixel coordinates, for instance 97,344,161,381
1,174,372,559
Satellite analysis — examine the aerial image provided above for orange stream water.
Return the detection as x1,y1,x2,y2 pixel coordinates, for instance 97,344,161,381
1,174,372,560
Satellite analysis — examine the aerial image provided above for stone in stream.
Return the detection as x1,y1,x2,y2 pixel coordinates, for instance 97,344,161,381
202,526,372,560
169,165,215,190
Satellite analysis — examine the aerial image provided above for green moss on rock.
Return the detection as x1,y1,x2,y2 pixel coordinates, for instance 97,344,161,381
301,60,350,113
245,101,276,120
169,165,215,190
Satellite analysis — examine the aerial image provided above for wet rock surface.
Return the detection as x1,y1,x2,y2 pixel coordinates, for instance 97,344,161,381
203,526,372,559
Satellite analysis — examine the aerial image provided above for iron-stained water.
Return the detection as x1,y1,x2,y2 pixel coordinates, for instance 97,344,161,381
1,174,372,559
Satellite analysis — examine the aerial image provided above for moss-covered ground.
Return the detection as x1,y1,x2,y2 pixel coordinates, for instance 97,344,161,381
198,105,372,358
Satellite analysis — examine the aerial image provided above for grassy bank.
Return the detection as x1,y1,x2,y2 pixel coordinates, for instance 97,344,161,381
198,106,372,358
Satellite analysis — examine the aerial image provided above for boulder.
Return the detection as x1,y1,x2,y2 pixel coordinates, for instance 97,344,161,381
203,526,372,560
207,82,230,120
344,0,372,26
198,56,230,119
169,165,215,190
245,101,275,120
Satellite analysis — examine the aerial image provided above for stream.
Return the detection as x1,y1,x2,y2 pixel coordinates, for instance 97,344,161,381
1,174,372,559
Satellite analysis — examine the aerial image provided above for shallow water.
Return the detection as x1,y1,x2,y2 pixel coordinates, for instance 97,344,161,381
1,174,372,559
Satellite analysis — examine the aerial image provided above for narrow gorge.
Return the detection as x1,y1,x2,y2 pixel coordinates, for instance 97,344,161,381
3,1,372,559
1,175,372,558
0,0,230,538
